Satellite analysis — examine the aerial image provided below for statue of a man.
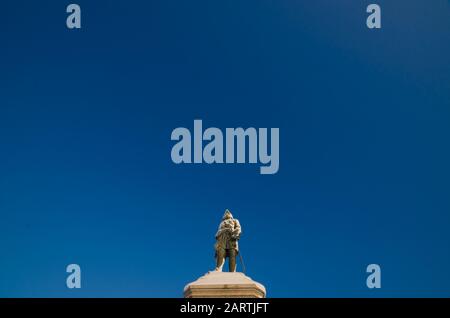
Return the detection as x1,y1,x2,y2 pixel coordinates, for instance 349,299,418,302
214,209,241,272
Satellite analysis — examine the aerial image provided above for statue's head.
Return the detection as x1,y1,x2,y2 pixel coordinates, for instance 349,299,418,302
223,209,233,220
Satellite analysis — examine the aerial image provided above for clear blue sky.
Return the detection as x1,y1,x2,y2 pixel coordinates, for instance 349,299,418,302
1,0,450,297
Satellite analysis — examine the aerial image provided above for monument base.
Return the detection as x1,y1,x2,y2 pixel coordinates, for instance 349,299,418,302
184,271,266,298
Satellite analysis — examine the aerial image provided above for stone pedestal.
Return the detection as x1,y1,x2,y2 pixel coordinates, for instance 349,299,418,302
184,271,266,298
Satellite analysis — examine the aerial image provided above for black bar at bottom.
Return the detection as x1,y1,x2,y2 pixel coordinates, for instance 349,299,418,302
0,298,448,315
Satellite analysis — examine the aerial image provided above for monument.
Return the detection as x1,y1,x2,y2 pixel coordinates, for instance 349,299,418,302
184,210,266,298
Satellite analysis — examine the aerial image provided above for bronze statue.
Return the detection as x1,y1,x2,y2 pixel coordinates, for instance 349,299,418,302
214,209,241,272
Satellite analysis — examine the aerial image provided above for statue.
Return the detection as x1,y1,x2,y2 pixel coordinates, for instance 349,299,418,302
214,209,241,272
184,209,266,298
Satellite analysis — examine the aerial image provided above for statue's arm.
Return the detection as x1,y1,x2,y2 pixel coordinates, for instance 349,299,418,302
233,219,242,238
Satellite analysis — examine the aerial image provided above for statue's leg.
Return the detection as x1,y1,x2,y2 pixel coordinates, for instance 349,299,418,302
228,249,237,272
215,248,226,272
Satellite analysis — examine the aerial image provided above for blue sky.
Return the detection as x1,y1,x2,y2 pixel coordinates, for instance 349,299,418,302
1,0,450,297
